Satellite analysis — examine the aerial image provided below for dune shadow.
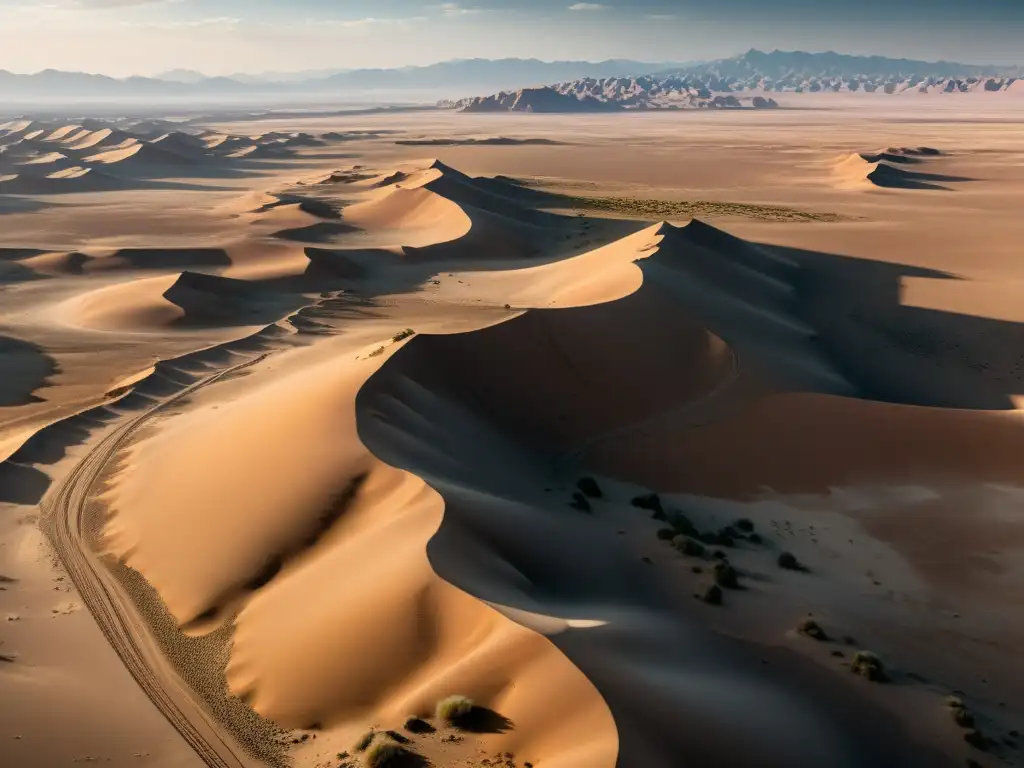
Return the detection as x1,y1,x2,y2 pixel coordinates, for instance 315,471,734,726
0,462,51,504
453,706,514,734
0,336,59,406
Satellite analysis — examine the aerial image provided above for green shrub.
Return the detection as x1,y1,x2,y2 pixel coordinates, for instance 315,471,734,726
576,477,602,499
850,651,887,682
436,695,474,725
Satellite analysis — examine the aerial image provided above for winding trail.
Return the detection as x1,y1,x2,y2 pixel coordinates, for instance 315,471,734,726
40,353,270,768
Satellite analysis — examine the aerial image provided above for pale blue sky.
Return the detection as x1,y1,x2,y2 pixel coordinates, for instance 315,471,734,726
1,0,1021,76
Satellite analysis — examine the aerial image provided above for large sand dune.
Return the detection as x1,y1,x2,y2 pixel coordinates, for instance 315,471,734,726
3,108,1024,768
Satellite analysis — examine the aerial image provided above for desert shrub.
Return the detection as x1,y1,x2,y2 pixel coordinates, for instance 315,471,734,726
797,618,827,641
365,741,418,767
747,532,763,544
672,535,705,557
700,584,723,605
392,328,415,342
436,695,474,725
713,561,739,589
670,512,698,537
656,528,676,541
385,730,410,744
576,477,602,499
850,651,887,682
963,730,989,751
735,518,754,533
946,696,975,728
569,493,591,512
354,731,376,752
631,494,663,515
778,552,802,570
712,550,727,560
402,716,432,734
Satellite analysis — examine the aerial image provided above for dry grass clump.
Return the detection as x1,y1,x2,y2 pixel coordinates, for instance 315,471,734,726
850,651,887,682
392,328,416,342
364,741,419,768
436,695,475,725
354,730,376,752
797,617,828,641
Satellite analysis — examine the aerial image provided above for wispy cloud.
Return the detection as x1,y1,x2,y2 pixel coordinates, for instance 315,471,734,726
433,2,484,16
568,3,606,10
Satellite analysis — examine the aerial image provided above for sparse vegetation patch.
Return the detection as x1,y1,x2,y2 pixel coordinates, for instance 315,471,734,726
546,192,845,223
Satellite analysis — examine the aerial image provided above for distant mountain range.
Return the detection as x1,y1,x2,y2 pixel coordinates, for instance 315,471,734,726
0,58,684,104
444,50,1024,112
1,51,1020,106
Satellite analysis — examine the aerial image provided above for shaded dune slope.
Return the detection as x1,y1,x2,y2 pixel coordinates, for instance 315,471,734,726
66,158,1019,767
832,149,971,190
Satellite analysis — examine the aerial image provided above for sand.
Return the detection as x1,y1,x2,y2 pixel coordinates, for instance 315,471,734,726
2,100,1024,768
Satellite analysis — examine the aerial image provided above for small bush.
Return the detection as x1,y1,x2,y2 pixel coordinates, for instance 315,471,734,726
436,695,474,725
631,494,663,515
700,584,723,605
713,561,739,589
569,493,591,512
946,696,974,728
735,518,754,533
576,477,602,499
797,618,827,641
963,730,989,751
385,730,410,744
850,651,887,682
747,532,763,545
365,742,418,767
403,716,432,734
354,731,376,752
778,552,802,571
392,329,415,342
656,527,676,541
672,535,705,557
670,513,698,537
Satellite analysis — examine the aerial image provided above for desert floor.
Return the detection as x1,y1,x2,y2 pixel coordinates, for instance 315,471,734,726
2,99,1024,768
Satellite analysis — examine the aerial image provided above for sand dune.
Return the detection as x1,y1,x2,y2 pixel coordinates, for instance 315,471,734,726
832,149,970,190
5,108,1024,768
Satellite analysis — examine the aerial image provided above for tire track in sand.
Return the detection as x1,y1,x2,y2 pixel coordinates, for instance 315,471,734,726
40,353,270,768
